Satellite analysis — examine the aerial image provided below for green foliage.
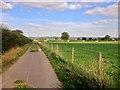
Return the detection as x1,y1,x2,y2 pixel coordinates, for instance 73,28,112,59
50,43,119,88
2,43,31,72
14,80,32,89
1,28,32,54
104,35,111,41
82,37,87,40
15,80,25,84
61,32,70,40
30,43,39,52
38,44,107,89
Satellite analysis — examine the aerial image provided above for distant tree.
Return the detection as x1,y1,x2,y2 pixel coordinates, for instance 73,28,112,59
104,35,111,41
82,37,87,40
119,35,120,40
98,37,101,41
88,37,93,41
77,38,80,40
115,38,119,41
55,37,59,40
100,37,105,41
94,38,97,41
61,32,70,40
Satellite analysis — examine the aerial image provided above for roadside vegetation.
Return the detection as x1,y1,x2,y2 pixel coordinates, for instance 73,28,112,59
38,44,106,88
38,42,119,88
30,42,39,52
1,27,32,72
14,80,32,88
1,27,32,54
2,44,31,72
52,43,119,87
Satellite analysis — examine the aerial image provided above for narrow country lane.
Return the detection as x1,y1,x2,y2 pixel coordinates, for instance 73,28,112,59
2,48,61,88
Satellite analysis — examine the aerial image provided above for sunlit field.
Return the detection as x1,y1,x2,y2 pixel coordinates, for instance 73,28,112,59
45,42,119,87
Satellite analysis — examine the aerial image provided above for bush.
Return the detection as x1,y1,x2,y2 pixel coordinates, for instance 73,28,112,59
1,28,32,54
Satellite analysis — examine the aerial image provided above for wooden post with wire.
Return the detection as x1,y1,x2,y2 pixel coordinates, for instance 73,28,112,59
51,44,53,50
72,48,74,64
56,45,59,56
98,52,102,81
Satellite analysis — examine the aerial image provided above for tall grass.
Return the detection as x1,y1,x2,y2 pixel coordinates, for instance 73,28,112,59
38,44,108,89
2,43,31,72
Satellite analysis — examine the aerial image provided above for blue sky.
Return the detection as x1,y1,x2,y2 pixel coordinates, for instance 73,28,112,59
1,0,118,37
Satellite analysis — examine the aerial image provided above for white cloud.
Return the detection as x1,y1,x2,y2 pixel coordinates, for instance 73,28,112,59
0,22,13,27
85,3,118,17
24,23,41,28
9,0,119,11
5,0,117,11
22,21,117,37
8,0,119,2
0,0,13,10
10,0,67,2
50,22,78,25
14,2,84,10
0,13,10,21
80,0,106,2
80,0,119,2
68,3,82,10
93,19,118,24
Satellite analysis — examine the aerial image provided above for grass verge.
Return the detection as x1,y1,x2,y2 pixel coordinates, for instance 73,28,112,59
38,44,108,89
30,43,39,52
2,43,31,72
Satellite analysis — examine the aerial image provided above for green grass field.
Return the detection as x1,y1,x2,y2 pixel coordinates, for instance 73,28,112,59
46,42,119,87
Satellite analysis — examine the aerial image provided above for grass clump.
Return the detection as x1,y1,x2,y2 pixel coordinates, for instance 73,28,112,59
14,80,25,84
14,80,32,89
30,43,39,52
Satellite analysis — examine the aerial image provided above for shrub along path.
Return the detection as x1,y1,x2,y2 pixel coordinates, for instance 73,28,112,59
2,47,61,88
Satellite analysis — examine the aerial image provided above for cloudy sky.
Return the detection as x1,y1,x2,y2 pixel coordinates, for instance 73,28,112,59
0,0,119,37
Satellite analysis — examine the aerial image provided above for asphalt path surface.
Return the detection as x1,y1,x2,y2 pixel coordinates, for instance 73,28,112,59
2,48,61,88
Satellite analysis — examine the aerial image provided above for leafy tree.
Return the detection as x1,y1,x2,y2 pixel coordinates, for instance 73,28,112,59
77,38,81,40
82,37,87,40
98,37,101,41
100,38,105,41
88,37,93,41
61,32,70,40
55,37,59,40
104,35,111,41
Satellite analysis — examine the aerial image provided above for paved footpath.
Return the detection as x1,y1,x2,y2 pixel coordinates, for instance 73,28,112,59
2,48,61,88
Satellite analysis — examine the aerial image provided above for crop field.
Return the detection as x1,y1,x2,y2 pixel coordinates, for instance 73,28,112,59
45,42,119,87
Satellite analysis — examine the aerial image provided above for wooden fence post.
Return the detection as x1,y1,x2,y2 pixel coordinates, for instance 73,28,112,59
72,48,74,64
98,52,102,80
47,43,49,48
56,45,59,55
51,44,53,50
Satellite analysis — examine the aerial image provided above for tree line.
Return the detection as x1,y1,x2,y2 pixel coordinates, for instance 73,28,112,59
1,27,32,54
60,32,119,41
